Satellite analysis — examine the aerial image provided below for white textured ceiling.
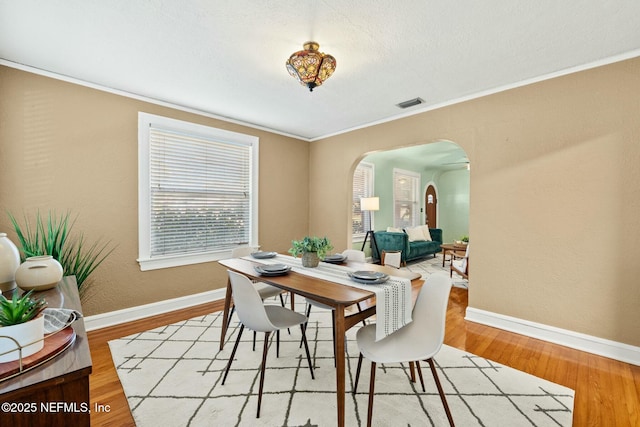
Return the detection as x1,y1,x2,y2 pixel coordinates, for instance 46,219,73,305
1,0,639,141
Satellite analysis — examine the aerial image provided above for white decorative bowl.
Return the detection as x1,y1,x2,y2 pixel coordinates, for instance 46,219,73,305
15,255,63,291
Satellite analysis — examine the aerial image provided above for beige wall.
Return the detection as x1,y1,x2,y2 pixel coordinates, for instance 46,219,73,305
0,66,309,316
310,57,640,347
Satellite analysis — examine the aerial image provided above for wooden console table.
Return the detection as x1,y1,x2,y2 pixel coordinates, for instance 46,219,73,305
0,276,92,427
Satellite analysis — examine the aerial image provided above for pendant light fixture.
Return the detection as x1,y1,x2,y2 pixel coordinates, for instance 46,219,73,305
286,41,336,92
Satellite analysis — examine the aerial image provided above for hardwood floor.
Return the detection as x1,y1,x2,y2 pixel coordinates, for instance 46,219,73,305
87,288,640,426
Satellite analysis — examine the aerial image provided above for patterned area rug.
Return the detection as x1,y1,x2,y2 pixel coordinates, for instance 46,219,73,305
109,290,574,426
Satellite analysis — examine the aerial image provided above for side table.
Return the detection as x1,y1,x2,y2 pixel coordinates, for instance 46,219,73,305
439,243,468,267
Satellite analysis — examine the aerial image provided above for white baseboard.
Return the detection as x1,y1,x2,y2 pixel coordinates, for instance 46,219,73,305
84,288,227,332
465,307,640,366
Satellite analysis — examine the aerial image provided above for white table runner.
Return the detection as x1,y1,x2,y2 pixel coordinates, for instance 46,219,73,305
245,254,412,341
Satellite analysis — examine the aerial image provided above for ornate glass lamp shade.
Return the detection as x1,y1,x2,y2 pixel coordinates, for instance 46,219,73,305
286,41,336,92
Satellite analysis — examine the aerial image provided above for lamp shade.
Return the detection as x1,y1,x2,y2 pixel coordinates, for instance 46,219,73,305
360,197,380,211
286,41,336,92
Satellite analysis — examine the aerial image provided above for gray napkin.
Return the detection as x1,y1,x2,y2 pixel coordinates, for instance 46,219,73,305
43,308,82,334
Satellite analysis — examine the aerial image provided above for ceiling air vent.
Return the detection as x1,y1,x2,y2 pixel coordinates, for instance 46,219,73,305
396,97,425,109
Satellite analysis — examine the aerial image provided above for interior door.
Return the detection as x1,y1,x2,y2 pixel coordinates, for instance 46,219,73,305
425,185,437,228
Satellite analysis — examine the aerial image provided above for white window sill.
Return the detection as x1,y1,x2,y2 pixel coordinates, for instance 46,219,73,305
137,250,232,271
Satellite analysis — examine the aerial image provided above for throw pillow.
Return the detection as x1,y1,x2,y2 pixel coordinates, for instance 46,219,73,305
420,225,432,241
386,226,403,233
405,226,426,242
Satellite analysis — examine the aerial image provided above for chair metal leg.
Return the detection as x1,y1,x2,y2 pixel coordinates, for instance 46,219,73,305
300,303,312,348
367,361,376,427
222,324,245,385
253,331,257,351
227,305,235,328
279,294,291,334
256,331,271,418
428,358,455,427
299,324,315,379
222,304,236,349
276,330,280,358
301,303,338,366
415,360,426,392
353,353,363,395
356,302,367,326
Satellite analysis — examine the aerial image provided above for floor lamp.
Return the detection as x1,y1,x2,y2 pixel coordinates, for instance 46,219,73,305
360,197,380,261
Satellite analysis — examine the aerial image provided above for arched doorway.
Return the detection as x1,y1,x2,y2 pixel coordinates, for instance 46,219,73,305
350,140,469,245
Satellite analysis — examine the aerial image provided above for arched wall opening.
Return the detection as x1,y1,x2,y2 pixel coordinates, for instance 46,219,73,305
348,140,470,254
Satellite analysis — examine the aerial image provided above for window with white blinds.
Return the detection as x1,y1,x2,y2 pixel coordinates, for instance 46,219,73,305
393,168,420,229
352,162,374,238
138,112,258,271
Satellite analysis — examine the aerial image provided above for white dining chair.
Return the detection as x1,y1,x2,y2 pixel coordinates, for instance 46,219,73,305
380,250,402,269
228,246,288,349
450,243,469,280
222,270,314,418
353,273,455,427
341,249,366,263
302,249,367,363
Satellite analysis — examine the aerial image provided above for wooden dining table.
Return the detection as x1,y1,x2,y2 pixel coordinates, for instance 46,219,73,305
218,256,423,427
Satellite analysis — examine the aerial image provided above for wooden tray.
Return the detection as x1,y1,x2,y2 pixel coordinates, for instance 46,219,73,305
0,326,76,382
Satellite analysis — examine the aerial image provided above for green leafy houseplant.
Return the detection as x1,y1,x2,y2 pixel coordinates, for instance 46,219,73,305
8,210,115,293
289,236,333,259
0,290,47,327
461,235,469,243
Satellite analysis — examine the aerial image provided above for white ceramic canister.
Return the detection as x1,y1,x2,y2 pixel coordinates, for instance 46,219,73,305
15,255,64,291
0,315,45,363
0,232,21,292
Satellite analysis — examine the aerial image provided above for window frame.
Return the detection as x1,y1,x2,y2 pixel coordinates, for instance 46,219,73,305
393,168,420,229
137,112,259,271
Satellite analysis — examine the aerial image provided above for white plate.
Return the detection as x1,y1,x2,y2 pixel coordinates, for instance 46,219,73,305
351,271,388,281
259,264,289,272
251,251,277,259
254,265,291,276
348,273,390,285
323,254,346,263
